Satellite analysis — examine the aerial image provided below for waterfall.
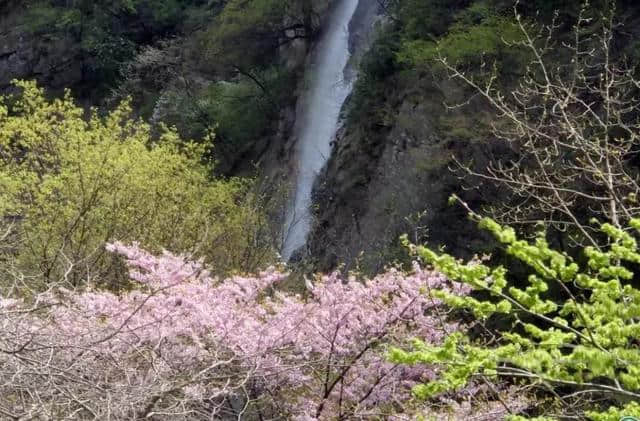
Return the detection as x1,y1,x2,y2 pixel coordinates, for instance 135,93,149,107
281,0,360,261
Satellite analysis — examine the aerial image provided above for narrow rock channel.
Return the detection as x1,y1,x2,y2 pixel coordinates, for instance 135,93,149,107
282,0,377,261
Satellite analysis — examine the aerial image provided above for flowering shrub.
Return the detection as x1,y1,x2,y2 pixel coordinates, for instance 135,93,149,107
0,242,503,420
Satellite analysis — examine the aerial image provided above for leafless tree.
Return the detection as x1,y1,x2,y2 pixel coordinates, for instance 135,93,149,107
442,1,640,248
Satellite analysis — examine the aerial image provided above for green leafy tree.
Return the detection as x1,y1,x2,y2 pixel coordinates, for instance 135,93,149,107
0,80,275,288
398,10,525,69
390,198,640,419
200,0,316,74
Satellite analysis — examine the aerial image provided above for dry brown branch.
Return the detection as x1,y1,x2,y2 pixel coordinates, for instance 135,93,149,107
443,1,640,248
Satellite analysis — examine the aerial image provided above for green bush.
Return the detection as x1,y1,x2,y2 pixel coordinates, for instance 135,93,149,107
397,0,470,40
390,213,640,419
0,81,275,288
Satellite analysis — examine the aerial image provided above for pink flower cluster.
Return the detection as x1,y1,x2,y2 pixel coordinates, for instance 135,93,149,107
0,243,473,419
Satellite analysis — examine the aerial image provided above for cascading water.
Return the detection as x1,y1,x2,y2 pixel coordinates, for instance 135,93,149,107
281,0,361,261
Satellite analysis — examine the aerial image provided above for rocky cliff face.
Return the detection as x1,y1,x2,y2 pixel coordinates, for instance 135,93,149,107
0,12,81,95
308,64,502,274
0,0,341,180
307,2,640,274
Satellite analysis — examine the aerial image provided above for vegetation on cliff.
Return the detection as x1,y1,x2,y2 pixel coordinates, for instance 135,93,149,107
1,0,640,419
2,0,327,171
310,0,640,272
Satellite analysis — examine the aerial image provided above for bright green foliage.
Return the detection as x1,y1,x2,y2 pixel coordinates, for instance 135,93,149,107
0,81,275,287
586,402,640,421
391,217,640,419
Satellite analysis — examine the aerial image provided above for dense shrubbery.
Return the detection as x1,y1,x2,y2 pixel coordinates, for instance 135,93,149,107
395,0,469,40
399,16,524,68
199,0,320,73
201,0,289,73
4,1,640,419
0,81,275,287
396,0,529,72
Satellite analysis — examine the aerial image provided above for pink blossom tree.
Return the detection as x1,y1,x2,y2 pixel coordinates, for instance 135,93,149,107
0,243,521,419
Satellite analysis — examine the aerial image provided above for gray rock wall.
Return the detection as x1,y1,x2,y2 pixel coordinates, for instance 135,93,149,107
307,69,500,274
0,10,81,93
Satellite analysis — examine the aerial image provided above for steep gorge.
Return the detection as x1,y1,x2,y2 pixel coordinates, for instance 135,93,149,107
281,0,380,260
5,0,640,276
305,0,640,274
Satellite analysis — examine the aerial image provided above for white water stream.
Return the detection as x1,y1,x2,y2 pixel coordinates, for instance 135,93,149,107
281,0,360,261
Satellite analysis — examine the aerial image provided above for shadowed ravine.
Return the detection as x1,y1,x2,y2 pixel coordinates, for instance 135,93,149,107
282,0,376,261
